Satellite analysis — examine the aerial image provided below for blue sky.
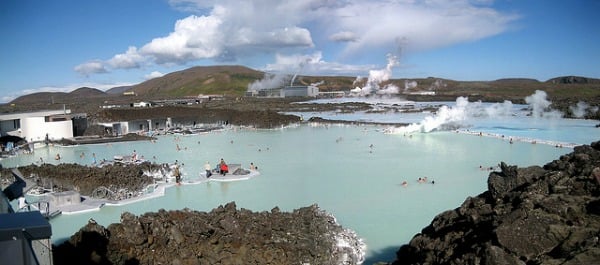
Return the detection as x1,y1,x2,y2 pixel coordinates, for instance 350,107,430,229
1,0,599,102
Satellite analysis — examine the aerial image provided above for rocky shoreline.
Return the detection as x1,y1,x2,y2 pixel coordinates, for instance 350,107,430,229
52,202,366,265
1,163,162,201
392,140,600,265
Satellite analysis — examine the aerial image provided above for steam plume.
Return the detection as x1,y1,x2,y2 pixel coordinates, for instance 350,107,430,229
524,90,562,118
247,73,289,91
350,54,399,96
389,90,562,134
569,101,592,118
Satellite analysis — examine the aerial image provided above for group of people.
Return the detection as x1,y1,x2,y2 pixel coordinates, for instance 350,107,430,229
203,159,228,178
203,159,257,178
401,177,435,187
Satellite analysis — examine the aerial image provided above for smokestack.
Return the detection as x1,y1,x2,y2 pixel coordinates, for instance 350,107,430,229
290,74,297,86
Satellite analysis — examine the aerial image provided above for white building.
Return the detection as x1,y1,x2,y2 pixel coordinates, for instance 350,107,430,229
0,109,86,143
98,117,171,136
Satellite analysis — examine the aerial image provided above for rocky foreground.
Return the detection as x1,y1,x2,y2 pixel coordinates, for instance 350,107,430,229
52,202,365,265
393,141,600,265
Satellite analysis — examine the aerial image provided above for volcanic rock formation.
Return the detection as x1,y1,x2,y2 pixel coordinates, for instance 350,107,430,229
53,202,365,265
393,141,600,265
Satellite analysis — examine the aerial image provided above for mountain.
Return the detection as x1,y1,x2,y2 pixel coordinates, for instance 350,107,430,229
128,65,264,97
10,87,107,104
70,87,107,97
105,85,133,95
546,76,600,84
7,65,600,106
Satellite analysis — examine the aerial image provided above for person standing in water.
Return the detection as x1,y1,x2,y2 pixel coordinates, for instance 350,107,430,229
219,158,228,176
204,161,212,178
174,163,181,184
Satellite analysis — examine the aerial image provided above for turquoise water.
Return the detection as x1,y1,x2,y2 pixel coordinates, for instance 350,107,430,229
2,106,599,263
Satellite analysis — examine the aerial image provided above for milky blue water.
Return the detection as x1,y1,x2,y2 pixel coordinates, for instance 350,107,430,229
2,99,599,263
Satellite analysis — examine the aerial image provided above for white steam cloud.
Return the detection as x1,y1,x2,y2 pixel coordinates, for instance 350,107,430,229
247,73,289,91
390,90,563,134
350,54,399,96
524,90,562,118
569,101,597,118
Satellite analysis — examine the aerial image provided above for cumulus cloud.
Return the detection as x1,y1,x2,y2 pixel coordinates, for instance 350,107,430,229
108,46,146,69
74,60,108,76
144,71,165,80
140,13,225,64
329,31,359,42
77,0,517,76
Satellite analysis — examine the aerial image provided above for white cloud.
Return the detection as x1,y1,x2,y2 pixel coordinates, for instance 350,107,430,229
329,0,518,56
140,14,224,64
77,0,517,77
74,60,108,76
330,31,359,42
144,71,165,80
108,46,145,69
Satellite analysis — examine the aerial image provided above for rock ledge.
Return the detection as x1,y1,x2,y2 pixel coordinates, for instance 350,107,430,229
393,141,600,265
53,202,365,265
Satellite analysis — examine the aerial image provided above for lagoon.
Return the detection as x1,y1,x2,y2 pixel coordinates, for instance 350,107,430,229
1,99,598,263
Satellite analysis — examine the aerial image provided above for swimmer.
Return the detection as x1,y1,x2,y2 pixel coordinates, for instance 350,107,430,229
401,181,408,187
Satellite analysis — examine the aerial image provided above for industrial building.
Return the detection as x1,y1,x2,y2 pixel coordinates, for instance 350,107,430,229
246,85,319,98
0,109,87,145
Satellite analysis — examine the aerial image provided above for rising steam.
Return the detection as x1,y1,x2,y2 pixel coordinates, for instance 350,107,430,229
389,90,563,134
247,73,289,91
569,101,598,118
350,54,400,96
524,90,562,118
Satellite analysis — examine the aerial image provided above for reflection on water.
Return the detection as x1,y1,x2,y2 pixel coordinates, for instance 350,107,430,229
1,115,598,262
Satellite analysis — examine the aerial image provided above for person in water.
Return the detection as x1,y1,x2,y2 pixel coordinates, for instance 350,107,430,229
204,161,212,178
173,163,181,184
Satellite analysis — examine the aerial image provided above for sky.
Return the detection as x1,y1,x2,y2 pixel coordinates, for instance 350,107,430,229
1,0,599,103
